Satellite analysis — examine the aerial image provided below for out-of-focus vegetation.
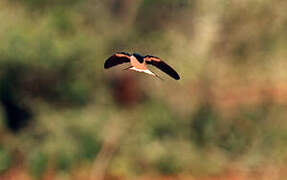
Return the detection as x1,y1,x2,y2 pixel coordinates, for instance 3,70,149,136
0,0,287,179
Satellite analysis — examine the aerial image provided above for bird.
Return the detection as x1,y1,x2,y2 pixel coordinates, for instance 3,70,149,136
104,52,180,80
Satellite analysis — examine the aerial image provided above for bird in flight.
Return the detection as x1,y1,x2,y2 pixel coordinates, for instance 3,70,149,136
104,52,180,80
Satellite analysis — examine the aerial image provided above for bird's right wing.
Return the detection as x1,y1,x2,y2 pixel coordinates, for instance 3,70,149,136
104,52,131,69
144,55,180,80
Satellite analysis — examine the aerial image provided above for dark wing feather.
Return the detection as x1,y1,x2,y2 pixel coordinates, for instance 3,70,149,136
104,52,131,69
144,55,180,80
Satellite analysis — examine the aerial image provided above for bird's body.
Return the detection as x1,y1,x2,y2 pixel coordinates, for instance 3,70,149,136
104,52,180,80
129,54,156,76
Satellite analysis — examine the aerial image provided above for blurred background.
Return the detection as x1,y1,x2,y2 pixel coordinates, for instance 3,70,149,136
0,0,287,179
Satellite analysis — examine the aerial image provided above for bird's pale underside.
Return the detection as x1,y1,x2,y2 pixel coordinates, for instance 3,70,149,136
104,52,180,80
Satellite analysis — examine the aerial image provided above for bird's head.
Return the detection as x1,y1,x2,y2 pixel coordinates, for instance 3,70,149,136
132,53,144,63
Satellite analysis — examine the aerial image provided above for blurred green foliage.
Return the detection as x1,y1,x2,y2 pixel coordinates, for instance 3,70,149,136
28,151,48,179
0,0,287,179
0,147,11,173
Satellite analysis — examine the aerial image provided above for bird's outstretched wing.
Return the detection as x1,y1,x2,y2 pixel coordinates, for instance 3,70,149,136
144,55,180,80
104,52,131,69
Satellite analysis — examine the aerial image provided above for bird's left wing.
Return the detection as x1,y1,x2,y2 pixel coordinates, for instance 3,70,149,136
104,52,131,69
144,55,180,80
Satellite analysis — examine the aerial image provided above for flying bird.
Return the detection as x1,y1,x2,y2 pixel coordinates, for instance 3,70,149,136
104,52,180,80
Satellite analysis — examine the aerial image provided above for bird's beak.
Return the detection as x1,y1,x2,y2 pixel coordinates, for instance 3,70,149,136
122,66,133,71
